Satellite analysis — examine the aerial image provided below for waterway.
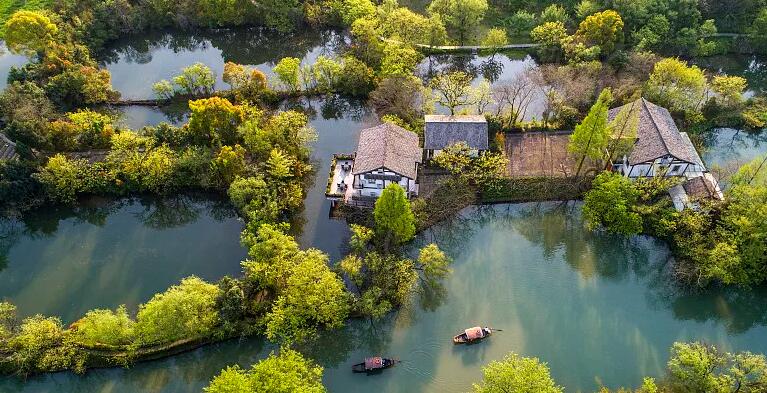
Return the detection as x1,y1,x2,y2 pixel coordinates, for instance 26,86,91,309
3,203,767,392
1,28,767,393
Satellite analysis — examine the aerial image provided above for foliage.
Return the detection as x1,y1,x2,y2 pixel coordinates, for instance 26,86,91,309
568,88,612,176
45,65,118,109
711,75,747,109
336,56,376,96
2,314,84,375
427,0,488,45
187,97,245,147
369,76,426,124
429,71,474,115
645,58,708,122
667,342,767,393
583,172,643,236
574,10,623,54
205,348,326,393
4,10,57,56
70,306,135,347
531,21,568,62
539,4,569,25
135,276,220,345
373,183,416,246
168,63,216,96
380,43,422,78
506,10,536,37
210,144,247,186
472,352,563,393
481,28,508,52
273,57,302,92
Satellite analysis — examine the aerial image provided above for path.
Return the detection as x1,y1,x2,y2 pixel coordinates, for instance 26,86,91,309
380,37,539,52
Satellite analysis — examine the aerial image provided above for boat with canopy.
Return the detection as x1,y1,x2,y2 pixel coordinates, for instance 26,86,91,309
453,326,493,344
351,357,399,373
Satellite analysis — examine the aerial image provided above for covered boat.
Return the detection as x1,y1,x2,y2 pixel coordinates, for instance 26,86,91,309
352,356,399,373
453,326,492,344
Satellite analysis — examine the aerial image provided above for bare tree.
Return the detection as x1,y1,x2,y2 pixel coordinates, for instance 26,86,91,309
493,67,539,127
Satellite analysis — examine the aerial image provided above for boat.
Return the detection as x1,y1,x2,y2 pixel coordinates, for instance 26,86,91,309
453,326,492,344
351,356,399,373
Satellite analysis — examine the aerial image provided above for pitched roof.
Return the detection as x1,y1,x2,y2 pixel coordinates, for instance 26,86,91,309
683,176,723,200
608,98,702,165
424,115,489,150
0,133,18,161
352,123,421,179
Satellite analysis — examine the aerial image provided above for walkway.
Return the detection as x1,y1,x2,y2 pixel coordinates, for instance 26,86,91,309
379,37,539,52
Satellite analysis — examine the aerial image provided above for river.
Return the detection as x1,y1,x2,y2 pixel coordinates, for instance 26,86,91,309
1,28,767,393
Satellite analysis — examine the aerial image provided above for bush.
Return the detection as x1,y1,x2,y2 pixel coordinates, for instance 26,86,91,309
70,306,135,347
135,276,220,345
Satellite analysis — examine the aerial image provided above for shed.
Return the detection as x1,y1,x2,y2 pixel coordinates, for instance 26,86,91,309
424,115,488,158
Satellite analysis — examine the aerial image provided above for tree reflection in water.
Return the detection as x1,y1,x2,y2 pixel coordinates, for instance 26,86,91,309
419,202,767,335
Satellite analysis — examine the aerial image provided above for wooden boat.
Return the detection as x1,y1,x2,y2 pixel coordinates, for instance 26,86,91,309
352,357,399,373
453,326,492,344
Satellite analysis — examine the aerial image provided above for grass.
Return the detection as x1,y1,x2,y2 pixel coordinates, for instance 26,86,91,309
0,0,51,36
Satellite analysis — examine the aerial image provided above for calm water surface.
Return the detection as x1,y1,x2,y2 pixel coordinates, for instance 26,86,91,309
4,203,767,392
0,195,245,323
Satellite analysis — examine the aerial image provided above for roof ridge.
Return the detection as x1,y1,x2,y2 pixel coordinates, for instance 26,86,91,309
641,98,672,157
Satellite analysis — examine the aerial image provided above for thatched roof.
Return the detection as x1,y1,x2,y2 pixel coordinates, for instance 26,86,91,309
352,123,421,179
424,115,489,150
0,133,18,161
608,98,703,166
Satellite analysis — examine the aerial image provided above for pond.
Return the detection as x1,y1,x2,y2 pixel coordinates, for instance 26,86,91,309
0,195,246,323
4,203,767,392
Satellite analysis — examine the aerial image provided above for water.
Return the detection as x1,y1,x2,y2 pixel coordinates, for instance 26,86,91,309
4,203,767,392
99,28,347,100
0,195,245,323
700,127,767,168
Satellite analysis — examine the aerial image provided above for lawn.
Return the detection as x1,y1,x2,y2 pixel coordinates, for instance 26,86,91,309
0,0,50,36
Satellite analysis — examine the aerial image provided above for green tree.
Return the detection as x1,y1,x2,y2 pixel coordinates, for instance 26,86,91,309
540,4,569,25
374,183,416,246
152,80,174,100
70,306,135,346
341,0,375,25
427,0,488,45
482,28,508,54
380,43,422,78
34,154,89,204
531,21,568,62
135,276,220,345
187,97,245,146
4,10,58,57
172,63,215,96
645,58,708,122
429,71,475,115
568,88,613,177
273,57,302,92
711,75,747,109
507,10,537,37
416,243,452,288
205,348,327,393
472,352,563,393
211,144,247,185
575,0,601,21
582,172,643,235
575,9,624,54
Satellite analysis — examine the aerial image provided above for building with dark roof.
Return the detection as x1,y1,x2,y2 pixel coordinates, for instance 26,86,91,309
0,133,18,161
424,115,488,158
608,98,706,178
326,123,421,207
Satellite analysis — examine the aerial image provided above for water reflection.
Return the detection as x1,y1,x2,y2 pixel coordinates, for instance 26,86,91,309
100,28,346,99
0,194,245,322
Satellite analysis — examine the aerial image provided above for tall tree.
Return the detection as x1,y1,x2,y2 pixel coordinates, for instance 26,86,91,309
582,172,643,236
3,10,58,57
374,183,416,248
472,352,563,393
205,348,327,393
427,0,488,45
429,71,475,115
645,58,708,121
568,88,613,177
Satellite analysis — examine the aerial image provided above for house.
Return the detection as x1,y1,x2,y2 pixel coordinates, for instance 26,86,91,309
608,98,706,178
0,133,18,161
424,115,488,159
326,123,421,207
